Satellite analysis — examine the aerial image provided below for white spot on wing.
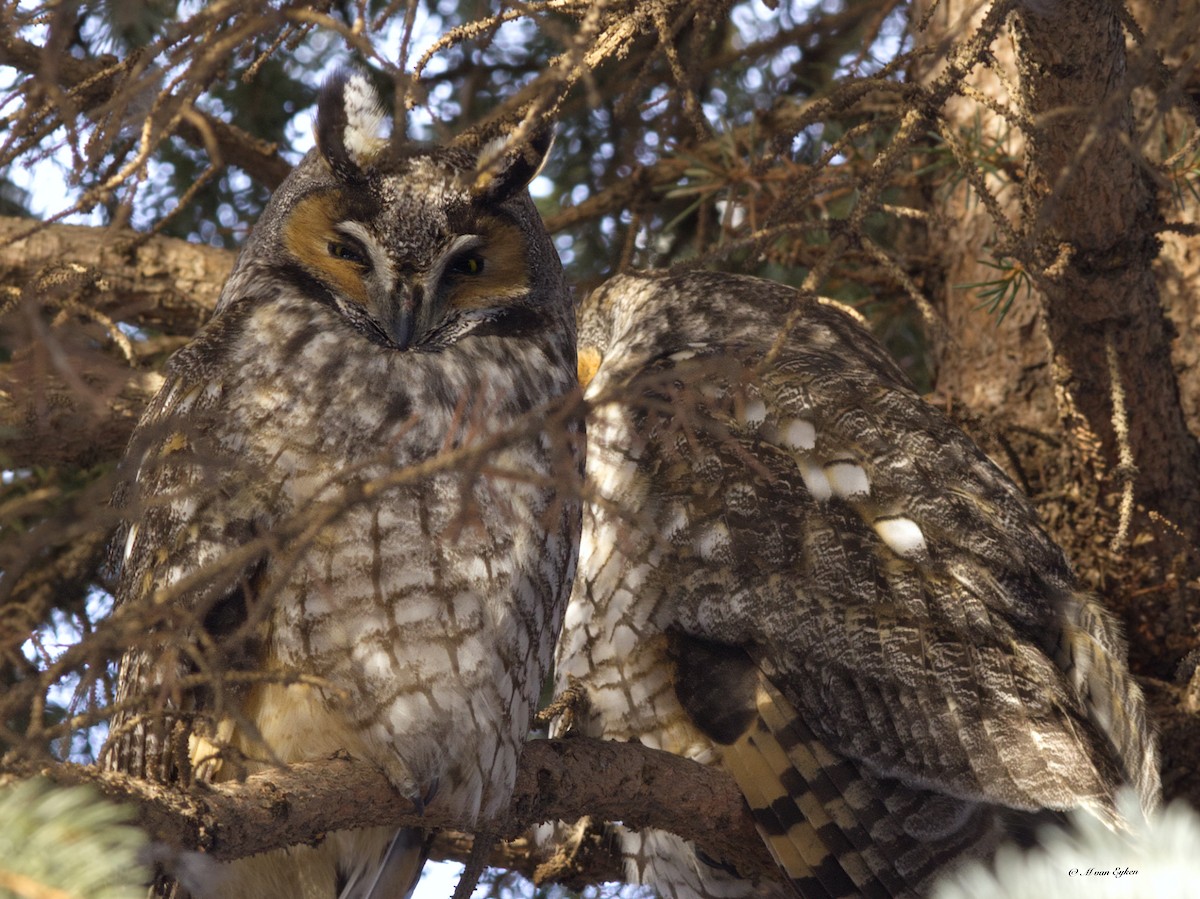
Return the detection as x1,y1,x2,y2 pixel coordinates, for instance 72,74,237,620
695,521,731,561
798,459,833,501
781,418,816,450
874,516,927,558
826,460,870,497
739,397,767,426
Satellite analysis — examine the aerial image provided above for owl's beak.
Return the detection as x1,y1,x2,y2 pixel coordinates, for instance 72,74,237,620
380,283,420,350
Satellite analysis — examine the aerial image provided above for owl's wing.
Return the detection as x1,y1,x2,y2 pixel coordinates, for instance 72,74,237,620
743,309,1152,814
602,304,1153,895
103,301,275,786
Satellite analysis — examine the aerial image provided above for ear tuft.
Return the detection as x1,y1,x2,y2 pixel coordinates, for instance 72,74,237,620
316,70,389,182
472,127,553,205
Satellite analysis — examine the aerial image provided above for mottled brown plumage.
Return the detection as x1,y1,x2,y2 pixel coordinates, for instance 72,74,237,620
103,73,581,898
553,270,1158,898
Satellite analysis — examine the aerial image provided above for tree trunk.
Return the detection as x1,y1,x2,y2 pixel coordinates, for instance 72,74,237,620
1012,0,1200,570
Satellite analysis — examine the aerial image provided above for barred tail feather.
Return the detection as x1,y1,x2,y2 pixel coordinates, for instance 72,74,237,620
726,679,887,898
725,674,1004,898
1056,591,1161,820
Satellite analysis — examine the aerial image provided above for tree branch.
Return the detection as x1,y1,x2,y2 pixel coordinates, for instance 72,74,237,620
0,31,292,190
10,678,1194,887
9,736,780,887
0,217,232,469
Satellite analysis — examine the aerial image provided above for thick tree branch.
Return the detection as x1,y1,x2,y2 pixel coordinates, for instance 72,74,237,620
9,736,779,887
10,681,1198,887
0,218,231,329
0,217,232,469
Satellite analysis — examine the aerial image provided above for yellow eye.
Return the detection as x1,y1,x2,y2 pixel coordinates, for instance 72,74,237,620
449,252,485,277
328,241,368,265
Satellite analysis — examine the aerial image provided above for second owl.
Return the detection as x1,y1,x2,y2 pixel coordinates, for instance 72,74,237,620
553,270,1158,899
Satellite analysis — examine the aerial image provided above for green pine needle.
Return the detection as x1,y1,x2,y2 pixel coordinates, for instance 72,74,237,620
0,778,149,899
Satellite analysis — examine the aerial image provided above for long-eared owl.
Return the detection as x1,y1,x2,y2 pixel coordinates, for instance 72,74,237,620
553,270,1158,898
102,72,581,898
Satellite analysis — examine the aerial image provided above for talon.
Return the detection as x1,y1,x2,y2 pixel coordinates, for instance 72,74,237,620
412,778,439,815
537,676,591,734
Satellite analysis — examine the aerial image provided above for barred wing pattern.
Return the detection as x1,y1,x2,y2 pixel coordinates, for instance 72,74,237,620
554,270,1158,898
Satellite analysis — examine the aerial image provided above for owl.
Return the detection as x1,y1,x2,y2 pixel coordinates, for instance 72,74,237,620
101,72,581,898
552,270,1159,898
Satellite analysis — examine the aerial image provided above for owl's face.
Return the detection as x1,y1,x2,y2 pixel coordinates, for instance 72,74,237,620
219,72,561,352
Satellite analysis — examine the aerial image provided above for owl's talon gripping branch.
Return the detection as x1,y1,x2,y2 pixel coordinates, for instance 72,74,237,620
411,779,439,816
102,70,581,899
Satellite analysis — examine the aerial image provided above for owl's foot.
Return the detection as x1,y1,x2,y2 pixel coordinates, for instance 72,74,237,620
537,674,590,736
411,778,439,815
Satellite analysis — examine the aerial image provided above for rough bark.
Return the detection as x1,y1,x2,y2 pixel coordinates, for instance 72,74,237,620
1128,0,1200,450
1012,0,1200,564
911,0,1200,811
0,217,231,469
914,2,1059,429
5,735,777,888
919,4,1200,540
